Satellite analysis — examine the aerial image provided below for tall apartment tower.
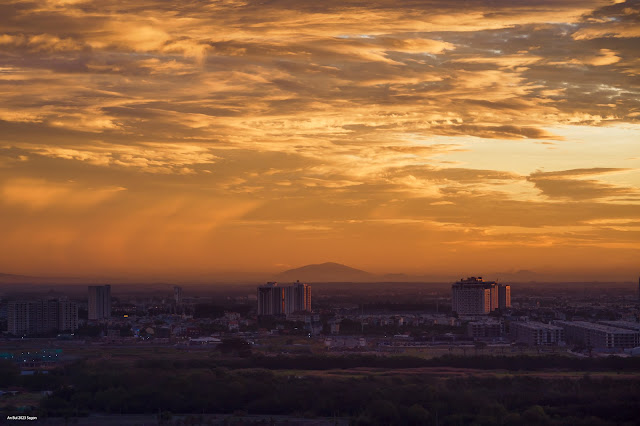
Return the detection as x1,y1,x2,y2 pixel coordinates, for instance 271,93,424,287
498,284,511,309
452,277,502,315
284,281,311,314
7,301,29,336
257,282,284,315
174,286,183,305
88,285,111,320
58,300,79,332
258,281,311,315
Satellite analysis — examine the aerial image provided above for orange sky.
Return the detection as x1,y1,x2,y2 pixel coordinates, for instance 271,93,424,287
0,0,639,281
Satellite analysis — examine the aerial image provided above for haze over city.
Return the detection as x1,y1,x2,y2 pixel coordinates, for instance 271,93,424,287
0,0,639,282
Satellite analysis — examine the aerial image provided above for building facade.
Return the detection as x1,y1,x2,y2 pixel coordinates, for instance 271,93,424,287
467,320,504,339
8,300,78,336
257,282,285,315
7,301,29,336
498,284,511,309
284,281,311,314
554,321,640,349
88,285,111,320
257,281,311,315
452,277,500,315
510,321,565,346
58,300,78,332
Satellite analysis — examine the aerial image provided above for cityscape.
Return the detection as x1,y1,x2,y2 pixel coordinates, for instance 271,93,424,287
1,271,639,424
1,0,639,424
6,277,640,353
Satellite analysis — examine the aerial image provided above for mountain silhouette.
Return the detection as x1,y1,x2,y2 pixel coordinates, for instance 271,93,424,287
274,262,374,282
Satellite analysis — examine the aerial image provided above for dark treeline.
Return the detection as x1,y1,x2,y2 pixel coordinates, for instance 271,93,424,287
133,354,640,372
4,360,640,425
2,356,640,425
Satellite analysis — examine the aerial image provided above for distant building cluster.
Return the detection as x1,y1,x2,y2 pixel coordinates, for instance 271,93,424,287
2,274,639,358
452,277,510,315
88,285,111,320
7,300,78,336
257,281,311,315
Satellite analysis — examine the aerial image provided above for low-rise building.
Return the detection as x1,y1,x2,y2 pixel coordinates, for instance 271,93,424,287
467,320,504,340
510,321,565,346
554,321,639,349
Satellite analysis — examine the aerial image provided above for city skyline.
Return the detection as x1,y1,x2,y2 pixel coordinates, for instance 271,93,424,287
0,0,638,281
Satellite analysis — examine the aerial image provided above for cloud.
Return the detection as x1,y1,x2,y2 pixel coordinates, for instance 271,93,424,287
453,54,543,69
0,0,638,278
2,178,126,210
528,168,639,200
0,33,86,52
14,143,218,173
529,168,630,179
285,224,333,231
575,49,621,66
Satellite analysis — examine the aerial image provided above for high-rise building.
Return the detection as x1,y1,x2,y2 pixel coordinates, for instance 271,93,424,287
88,285,111,320
58,300,79,332
258,281,311,315
284,281,311,314
452,277,503,315
174,286,183,305
7,301,29,336
7,299,78,336
498,284,511,309
258,282,284,315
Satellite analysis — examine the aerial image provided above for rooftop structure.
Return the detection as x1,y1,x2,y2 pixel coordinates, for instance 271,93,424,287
597,321,640,332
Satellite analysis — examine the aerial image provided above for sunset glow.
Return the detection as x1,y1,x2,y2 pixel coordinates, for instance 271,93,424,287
1,0,638,280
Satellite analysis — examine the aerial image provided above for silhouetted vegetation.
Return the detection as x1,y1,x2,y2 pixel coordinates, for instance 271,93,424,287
134,354,640,372
2,354,639,424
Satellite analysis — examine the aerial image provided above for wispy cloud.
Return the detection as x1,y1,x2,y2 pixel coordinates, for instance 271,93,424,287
0,0,638,277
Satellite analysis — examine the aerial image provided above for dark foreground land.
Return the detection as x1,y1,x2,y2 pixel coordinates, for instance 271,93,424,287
1,352,640,426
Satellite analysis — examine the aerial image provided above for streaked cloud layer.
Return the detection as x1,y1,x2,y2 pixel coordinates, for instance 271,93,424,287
0,0,638,280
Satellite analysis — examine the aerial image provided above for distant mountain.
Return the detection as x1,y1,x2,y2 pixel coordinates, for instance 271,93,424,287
380,273,413,281
0,272,115,284
0,272,39,283
491,270,546,282
274,262,374,282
